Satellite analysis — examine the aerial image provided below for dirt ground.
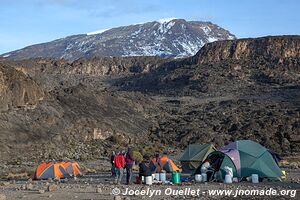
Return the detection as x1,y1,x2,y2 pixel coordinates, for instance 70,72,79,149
0,169,299,200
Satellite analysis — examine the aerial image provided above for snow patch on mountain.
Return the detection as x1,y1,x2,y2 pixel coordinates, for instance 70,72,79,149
2,54,10,58
228,35,236,40
208,37,218,43
158,20,176,34
175,38,205,57
87,28,110,35
156,17,177,24
201,26,211,35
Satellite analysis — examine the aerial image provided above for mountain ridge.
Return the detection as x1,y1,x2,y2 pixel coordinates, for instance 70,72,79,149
1,19,235,61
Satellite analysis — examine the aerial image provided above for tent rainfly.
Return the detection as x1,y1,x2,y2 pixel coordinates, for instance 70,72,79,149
179,144,216,173
150,156,181,173
195,140,283,181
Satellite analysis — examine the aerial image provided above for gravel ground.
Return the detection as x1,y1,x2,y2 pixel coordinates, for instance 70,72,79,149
0,169,299,200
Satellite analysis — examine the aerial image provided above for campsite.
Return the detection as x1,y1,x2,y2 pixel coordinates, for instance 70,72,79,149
0,140,299,199
1,1,300,200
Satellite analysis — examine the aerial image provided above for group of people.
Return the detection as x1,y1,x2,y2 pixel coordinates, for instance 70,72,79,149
110,148,135,185
110,149,162,185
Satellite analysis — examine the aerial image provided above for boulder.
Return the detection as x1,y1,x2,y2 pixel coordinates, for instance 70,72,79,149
38,190,45,194
47,184,58,192
96,188,102,193
0,194,6,200
0,182,10,186
114,196,122,200
26,183,33,190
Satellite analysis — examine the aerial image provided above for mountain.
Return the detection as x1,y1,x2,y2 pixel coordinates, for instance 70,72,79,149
1,19,235,61
0,36,299,171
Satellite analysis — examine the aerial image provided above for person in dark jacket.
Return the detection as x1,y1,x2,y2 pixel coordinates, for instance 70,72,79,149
139,162,151,176
137,161,151,184
125,147,135,185
110,151,116,177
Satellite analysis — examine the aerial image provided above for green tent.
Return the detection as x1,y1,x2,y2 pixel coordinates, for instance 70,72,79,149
194,140,283,181
179,144,216,173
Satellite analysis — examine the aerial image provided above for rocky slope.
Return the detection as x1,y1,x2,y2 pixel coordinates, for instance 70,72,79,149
118,36,300,95
0,63,44,111
116,36,300,153
0,36,299,168
195,36,300,63
1,19,235,61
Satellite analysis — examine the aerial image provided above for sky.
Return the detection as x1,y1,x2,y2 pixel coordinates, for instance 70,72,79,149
0,0,299,54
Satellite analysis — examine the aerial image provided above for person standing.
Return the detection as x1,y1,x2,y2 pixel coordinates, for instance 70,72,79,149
114,151,126,184
110,151,116,177
150,153,162,173
125,147,135,185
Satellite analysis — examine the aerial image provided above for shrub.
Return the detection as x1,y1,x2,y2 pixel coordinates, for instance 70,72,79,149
132,151,143,164
108,134,123,145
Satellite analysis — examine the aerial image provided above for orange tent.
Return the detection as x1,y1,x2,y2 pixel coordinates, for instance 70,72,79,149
61,160,82,177
150,156,181,173
34,161,70,180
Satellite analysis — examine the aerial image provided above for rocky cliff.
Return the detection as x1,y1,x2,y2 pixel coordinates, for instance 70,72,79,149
0,63,44,111
120,36,300,95
7,56,167,77
194,36,300,64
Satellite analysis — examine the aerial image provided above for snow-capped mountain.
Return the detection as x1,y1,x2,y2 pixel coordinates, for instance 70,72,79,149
2,18,236,61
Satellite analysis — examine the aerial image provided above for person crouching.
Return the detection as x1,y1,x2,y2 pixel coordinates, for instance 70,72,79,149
138,161,151,184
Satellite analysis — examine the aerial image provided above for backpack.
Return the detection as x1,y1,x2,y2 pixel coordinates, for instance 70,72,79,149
115,155,125,168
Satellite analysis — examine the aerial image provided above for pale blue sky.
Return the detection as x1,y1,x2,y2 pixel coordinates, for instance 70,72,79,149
1,0,299,54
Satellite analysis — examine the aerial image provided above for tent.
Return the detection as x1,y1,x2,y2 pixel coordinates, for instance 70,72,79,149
34,161,70,180
268,150,282,166
195,140,283,181
61,160,82,177
150,156,181,173
179,144,216,173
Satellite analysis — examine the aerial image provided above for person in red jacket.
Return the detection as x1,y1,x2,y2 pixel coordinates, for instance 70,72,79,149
114,151,126,184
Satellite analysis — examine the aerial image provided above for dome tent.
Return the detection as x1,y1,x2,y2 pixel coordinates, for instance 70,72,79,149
150,155,181,173
34,161,70,180
179,144,216,173
61,160,82,177
195,140,283,181
34,160,82,180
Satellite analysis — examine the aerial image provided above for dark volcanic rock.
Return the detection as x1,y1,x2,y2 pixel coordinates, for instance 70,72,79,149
115,36,300,154
117,36,300,96
194,36,300,64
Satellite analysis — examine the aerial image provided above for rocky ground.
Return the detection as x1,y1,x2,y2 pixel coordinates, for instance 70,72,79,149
0,166,299,200
1,156,300,200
